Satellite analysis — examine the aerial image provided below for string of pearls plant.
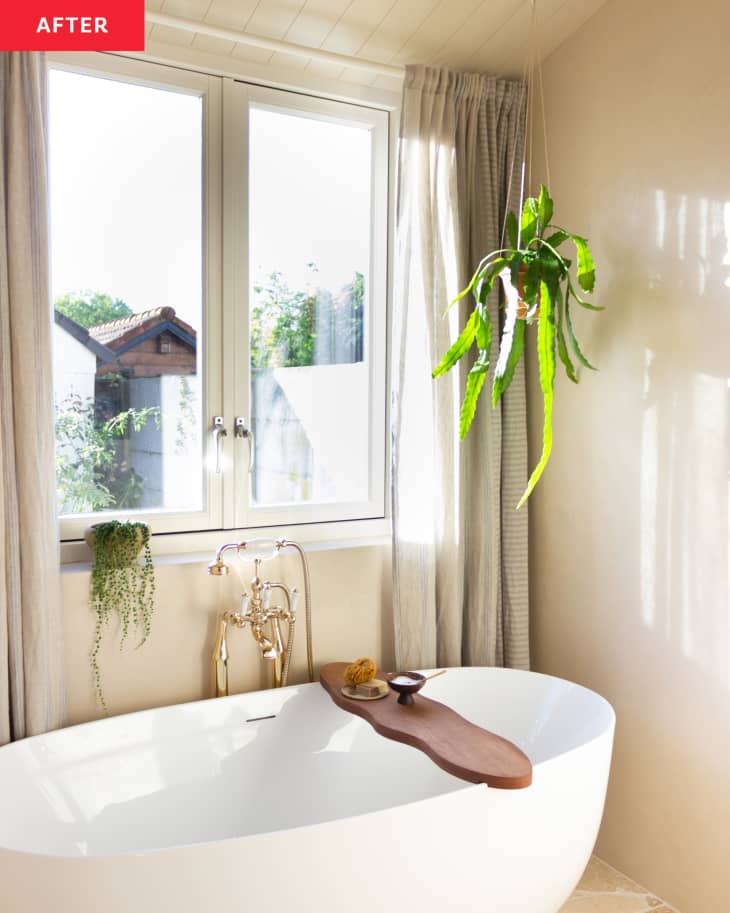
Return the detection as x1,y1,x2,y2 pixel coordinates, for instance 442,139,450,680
88,520,156,713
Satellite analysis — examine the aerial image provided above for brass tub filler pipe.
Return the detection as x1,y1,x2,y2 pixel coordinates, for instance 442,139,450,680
208,538,314,696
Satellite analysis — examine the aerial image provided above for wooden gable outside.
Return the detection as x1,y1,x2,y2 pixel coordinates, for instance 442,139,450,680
95,313,197,379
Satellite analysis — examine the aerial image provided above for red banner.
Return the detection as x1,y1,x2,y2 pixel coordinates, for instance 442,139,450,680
1,1,145,51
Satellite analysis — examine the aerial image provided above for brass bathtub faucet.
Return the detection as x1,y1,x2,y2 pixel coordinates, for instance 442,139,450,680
208,538,313,697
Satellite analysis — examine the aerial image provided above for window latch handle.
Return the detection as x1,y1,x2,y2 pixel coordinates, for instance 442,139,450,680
211,416,227,473
234,417,254,473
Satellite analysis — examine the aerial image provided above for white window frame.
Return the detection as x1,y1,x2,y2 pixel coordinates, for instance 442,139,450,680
50,54,389,547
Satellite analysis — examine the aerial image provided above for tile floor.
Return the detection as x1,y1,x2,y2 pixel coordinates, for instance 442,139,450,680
560,856,679,913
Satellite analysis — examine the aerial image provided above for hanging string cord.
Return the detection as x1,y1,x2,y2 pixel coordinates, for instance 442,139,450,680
535,2,552,190
500,79,528,250
527,0,539,197
500,0,552,249
503,1,534,250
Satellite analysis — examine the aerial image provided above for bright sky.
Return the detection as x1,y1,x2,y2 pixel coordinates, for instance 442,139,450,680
49,68,202,326
48,67,372,332
249,106,371,294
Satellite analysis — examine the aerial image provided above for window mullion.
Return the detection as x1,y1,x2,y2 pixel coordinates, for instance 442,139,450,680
203,72,225,531
222,79,252,530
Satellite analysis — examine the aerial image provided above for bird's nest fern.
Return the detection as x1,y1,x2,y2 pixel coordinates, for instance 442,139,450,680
433,185,602,507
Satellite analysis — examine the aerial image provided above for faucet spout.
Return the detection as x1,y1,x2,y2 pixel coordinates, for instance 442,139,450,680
213,616,230,698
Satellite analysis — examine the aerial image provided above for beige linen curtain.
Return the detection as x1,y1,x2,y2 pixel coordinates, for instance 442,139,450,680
392,65,529,671
0,52,65,744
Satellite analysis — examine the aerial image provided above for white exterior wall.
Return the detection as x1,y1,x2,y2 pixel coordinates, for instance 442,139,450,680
52,323,96,407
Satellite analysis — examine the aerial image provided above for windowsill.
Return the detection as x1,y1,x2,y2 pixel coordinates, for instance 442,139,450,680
60,516,392,570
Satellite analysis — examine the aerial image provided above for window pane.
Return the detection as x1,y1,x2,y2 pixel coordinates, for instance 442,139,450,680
49,69,203,516
249,106,372,507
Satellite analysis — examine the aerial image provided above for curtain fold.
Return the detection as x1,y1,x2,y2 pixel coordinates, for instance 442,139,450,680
392,65,529,672
0,52,65,744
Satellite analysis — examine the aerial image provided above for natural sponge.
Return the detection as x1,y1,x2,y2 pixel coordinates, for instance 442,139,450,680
344,657,377,686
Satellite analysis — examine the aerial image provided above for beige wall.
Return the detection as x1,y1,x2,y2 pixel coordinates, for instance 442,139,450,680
529,2,730,912
62,543,393,726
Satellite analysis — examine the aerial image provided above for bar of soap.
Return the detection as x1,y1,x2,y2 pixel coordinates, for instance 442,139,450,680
354,679,387,697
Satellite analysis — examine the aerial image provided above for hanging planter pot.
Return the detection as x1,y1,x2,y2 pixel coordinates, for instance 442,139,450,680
85,520,156,713
84,521,148,564
499,264,540,321
432,185,602,508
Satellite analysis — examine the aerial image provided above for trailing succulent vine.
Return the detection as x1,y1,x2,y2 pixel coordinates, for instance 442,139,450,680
433,185,601,508
89,520,156,712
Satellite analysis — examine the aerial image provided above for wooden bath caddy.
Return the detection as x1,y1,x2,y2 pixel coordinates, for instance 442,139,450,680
320,662,532,790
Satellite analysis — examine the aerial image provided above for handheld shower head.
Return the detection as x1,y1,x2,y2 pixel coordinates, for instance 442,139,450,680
207,557,230,575
207,542,245,576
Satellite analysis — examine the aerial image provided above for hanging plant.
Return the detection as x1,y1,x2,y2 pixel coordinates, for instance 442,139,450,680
432,185,601,508
86,520,156,712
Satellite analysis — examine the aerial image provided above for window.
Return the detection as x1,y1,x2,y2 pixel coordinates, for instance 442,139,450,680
49,56,388,541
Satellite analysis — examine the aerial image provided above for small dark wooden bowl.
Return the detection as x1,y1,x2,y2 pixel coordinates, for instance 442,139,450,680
387,671,426,705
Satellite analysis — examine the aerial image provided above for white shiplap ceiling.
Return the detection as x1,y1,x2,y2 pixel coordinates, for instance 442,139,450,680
144,0,610,93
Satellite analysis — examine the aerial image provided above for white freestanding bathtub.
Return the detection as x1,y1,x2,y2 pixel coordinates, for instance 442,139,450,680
0,668,614,913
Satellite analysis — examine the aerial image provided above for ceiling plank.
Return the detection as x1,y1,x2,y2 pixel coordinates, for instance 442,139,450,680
356,0,443,64
429,0,522,71
467,0,566,75
283,0,354,47
245,0,310,41
204,0,263,30
160,0,215,18
532,0,611,62
392,0,486,66
320,0,399,56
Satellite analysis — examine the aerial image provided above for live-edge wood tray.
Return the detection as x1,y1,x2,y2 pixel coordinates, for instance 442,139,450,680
320,663,532,789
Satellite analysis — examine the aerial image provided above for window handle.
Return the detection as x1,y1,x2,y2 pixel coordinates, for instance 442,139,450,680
234,417,254,473
211,416,227,473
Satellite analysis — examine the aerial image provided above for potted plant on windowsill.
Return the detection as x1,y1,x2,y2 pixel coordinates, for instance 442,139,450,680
432,185,602,508
85,520,156,712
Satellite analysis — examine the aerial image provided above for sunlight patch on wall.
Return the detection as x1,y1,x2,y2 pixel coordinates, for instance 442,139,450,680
677,193,687,261
654,189,666,251
638,344,729,684
689,371,729,683
651,189,730,298
698,197,709,295
639,346,657,630
723,202,730,287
